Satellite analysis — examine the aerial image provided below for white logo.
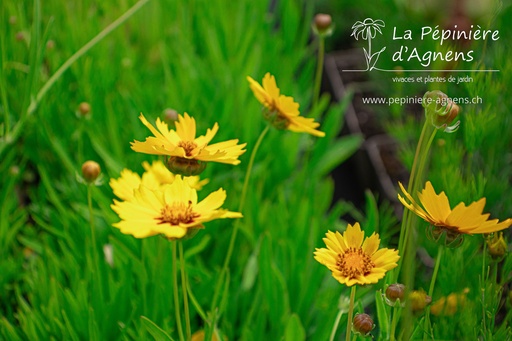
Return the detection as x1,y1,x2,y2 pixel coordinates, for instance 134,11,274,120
350,18,386,71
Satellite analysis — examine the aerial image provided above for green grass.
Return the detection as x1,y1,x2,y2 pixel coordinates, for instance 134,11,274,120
2,0,512,340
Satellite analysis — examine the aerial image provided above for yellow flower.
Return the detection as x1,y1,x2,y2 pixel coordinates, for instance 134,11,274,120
111,175,242,239
409,289,432,312
109,160,208,201
247,73,325,137
430,288,469,316
314,223,399,286
131,113,246,175
398,181,512,235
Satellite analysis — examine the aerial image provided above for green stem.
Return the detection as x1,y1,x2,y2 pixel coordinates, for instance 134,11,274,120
329,306,344,341
312,36,325,108
481,241,487,336
0,0,151,157
346,286,357,341
390,304,400,341
87,184,104,302
179,242,191,341
172,242,185,341
209,125,270,321
423,245,444,341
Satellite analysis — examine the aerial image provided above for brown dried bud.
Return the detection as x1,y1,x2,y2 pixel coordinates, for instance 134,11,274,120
15,32,25,41
312,13,334,37
9,16,17,25
353,313,374,336
46,40,55,50
81,161,101,183
314,14,332,30
163,108,179,122
78,102,91,116
385,283,405,304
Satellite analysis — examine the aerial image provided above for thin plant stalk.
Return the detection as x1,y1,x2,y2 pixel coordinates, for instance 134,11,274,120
390,304,400,341
423,245,444,341
394,121,435,278
172,241,185,341
346,286,357,341
312,35,325,108
329,305,344,341
393,120,436,340
179,241,191,341
209,125,270,320
87,184,104,302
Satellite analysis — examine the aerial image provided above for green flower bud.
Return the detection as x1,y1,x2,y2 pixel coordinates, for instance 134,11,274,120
487,232,507,260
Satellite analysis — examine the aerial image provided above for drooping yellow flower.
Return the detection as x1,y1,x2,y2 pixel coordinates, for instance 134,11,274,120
398,181,512,235
111,175,242,239
314,223,399,286
131,113,246,175
247,73,325,137
109,160,208,201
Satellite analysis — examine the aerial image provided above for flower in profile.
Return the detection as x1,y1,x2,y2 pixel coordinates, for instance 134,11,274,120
314,223,399,286
398,182,512,243
110,160,207,201
422,90,460,132
247,73,325,137
111,175,242,239
131,113,246,175
409,289,432,313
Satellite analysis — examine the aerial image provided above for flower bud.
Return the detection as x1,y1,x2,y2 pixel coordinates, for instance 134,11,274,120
81,161,101,183
487,233,507,260
352,313,374,336
9,16,17,25
385,283,405,306
409,289,431,313
312,13,334,37
15,32,25,41
422,90,461,132
167,157,207,176
46,40,55,50
163,108,179,122
78,102,91,117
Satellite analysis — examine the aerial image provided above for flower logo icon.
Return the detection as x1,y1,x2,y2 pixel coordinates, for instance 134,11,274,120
351,18,386,71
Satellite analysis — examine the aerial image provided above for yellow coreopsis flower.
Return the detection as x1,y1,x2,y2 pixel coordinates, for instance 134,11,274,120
131,113,246,175
247,73,325,137
109,160,208,201
111,175,242,239
398,181,512,235
314,223,399,286
430,288,469,316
